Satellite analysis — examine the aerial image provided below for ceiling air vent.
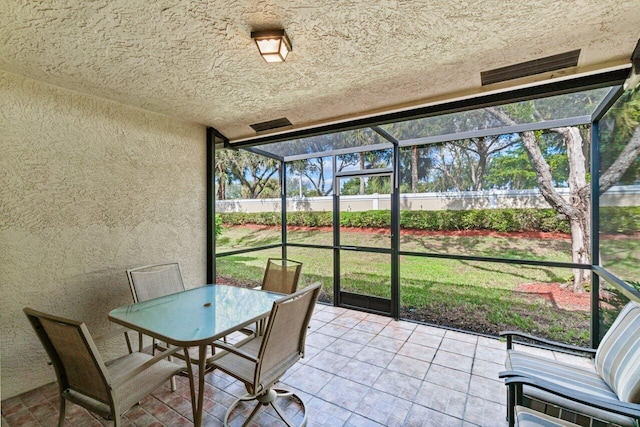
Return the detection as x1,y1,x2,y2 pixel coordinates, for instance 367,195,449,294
250,117,292,133
481,49,581,86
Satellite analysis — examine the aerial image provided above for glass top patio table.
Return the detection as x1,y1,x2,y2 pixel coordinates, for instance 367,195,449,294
108,284,283,347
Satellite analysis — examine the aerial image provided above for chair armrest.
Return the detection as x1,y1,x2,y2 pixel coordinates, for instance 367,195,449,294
212,340,258,363
500,371,640,419
110,345,184,388
499,331,596,355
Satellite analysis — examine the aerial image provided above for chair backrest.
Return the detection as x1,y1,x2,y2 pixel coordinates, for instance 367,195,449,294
254,282,321,389
127,262,185,303
595,300,640,403
23,308,112,406
261,258,303,295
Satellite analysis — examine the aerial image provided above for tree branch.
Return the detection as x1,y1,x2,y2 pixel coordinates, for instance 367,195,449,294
599,125,640,193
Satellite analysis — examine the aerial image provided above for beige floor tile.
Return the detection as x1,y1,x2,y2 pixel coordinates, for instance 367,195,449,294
398,342,437,362
315,323,351,338
424,364,471,393
372,370,423,401
410,386,467,423
464,395,508,426
337,359,385,386
432,349,474,373
445,330,479,344
354,346,396,368
439,337,477,357
340,328,376,346
379,324,414,341
306,331,338,349
326,338,365,358
405,404,464,426
352,320,387,335
407,330,444,349
368,335,407,353
468,375,506,404
316,377,370,411
474,344,506,364
307,350,352,374
387,354,430,380
471,358,503,380
353,388,412,426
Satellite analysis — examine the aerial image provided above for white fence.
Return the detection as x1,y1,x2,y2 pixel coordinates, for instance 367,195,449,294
215,185,640,213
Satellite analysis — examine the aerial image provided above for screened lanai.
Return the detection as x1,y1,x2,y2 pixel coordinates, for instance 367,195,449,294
211,73,640,349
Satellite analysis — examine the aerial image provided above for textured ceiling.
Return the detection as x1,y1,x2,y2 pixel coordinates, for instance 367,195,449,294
1,0,639,143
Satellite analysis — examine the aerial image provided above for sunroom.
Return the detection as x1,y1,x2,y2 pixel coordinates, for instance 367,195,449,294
2,1,640,426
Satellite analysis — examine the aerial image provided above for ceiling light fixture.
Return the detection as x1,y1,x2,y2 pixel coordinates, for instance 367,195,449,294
250,30,292,63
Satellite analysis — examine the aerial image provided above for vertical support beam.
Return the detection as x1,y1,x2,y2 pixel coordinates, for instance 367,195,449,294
391,142,401,319
590,120,601,349
281,160,287,259
206,128,215,284
207,127,228,285
332,155,340,307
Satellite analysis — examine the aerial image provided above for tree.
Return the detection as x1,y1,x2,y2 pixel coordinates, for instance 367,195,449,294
214,149,279,199
450,135,519,190
486,86,640,291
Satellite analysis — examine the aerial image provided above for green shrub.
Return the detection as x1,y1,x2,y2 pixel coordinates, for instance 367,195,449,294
219,207,640,234
215,214,223,238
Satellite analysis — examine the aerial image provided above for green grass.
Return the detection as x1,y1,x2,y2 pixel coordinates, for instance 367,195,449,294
599,237,640,282
216,226,591,345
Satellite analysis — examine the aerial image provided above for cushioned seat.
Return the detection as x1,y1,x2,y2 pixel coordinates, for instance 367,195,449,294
501,300,640,427
505,350,631,425
515,406,581,427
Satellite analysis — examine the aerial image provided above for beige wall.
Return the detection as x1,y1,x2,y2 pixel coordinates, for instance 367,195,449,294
0,71,207,398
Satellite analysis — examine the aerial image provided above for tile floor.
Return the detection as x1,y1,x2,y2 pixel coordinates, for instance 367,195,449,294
1,303,594,427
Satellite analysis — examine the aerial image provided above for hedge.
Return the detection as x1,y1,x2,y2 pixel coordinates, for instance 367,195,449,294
218,207,640,234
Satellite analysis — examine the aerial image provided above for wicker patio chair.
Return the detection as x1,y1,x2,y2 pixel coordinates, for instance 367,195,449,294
24,307,186,427
212,282,321,427
127,262,218,378
500,300,640,427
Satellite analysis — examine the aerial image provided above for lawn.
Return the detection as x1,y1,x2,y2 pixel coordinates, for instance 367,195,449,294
216,225,591,345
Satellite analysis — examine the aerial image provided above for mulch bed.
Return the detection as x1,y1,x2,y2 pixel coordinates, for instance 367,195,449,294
514,282,591,311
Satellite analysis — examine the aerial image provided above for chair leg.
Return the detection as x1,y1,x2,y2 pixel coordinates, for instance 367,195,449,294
58,396,66,427
243,402,263,427
271,401,295,427
507,384,515,427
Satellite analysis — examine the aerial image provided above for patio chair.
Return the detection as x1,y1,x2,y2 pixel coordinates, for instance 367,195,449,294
260,258,303,294
24,307,186,427
244,258,304,336
500,300,640,427
211,282,321,427
514,403,581,426
127,262,217,377
127,262,185,304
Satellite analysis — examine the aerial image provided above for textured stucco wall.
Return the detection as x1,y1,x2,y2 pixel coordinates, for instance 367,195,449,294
0,71,207,398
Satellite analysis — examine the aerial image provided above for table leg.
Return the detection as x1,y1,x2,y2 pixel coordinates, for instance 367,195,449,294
194,344,207,427
183,348,196,423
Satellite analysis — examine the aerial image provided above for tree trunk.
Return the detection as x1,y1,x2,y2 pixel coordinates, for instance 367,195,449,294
554,126,591,291
487,107,589,291
216,164,226,200
359,153,365,194
412,145,419,193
